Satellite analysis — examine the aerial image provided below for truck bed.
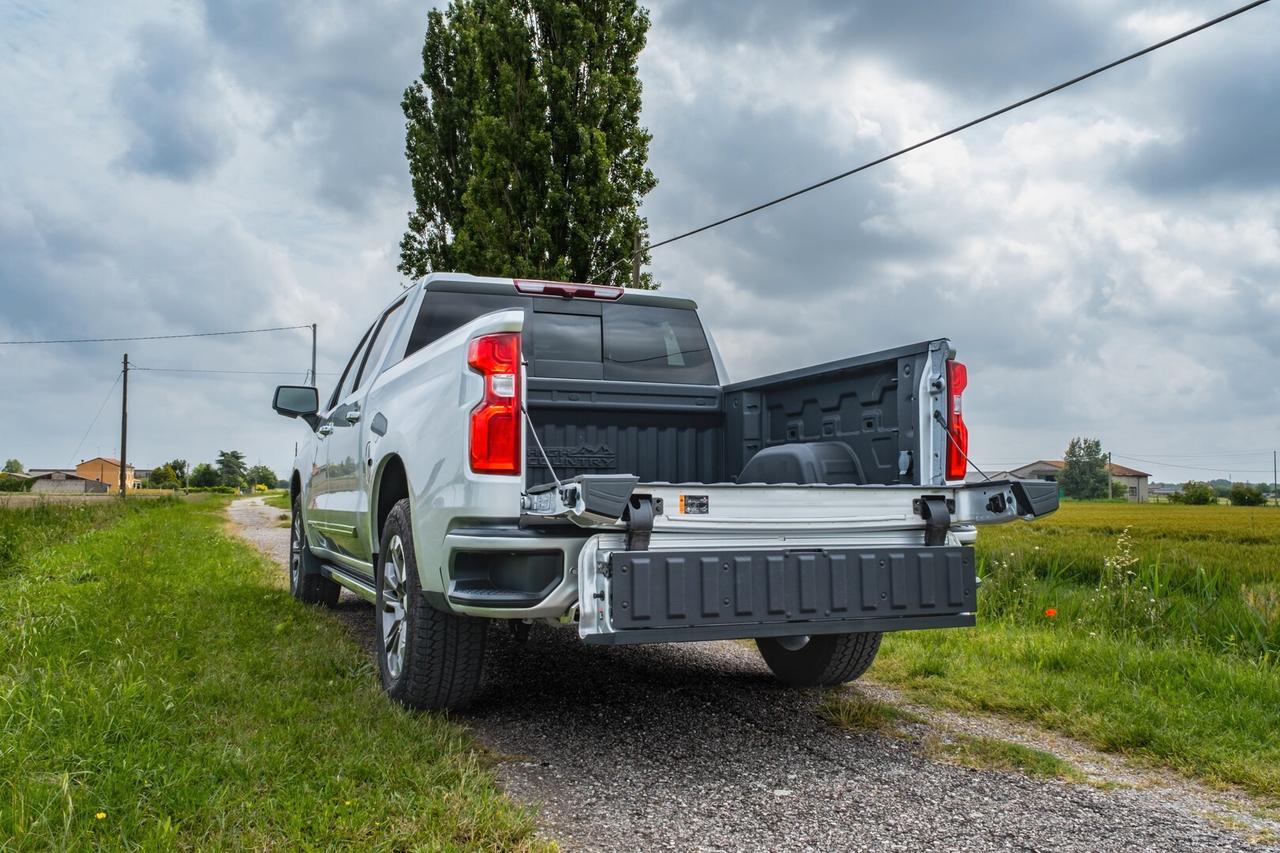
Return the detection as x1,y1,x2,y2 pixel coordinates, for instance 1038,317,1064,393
525,340,946,489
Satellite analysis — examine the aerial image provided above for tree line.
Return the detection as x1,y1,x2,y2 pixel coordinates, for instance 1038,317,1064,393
146,451,279,491
1059,437,1271,506
0,454,280,492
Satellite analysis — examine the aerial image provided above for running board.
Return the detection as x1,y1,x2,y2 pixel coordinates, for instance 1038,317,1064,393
321,563,376,602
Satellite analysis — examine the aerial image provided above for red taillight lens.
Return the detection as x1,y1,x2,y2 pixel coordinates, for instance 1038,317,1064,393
467,332,521,475
945,359,968,481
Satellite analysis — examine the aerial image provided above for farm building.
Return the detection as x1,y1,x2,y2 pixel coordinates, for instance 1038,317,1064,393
76,457,135,490
29,471,110,494
1010,460,1150,502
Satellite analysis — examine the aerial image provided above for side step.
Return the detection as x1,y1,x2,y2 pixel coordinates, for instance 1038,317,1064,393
321,563,376,602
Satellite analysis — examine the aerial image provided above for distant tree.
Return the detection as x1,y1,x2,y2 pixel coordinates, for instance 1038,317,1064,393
1110,480,1132,500
1059,437,1109,500
400,0,657,287
148,464,181,488
3,459,22,474
1171,481,1218,505
216,450,248,488
189,463,220,488
167,458,189,486
246,465,277,489
1229,483,1267,507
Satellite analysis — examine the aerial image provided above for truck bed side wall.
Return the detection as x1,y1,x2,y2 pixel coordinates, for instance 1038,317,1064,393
524,378,724,487
723,340,942,486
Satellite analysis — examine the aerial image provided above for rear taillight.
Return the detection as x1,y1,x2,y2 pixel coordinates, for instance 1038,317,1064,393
945,359,968,481
514,279,624,300
468,332,521,475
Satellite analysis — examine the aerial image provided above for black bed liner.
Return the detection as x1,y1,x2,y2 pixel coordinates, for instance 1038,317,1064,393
525,340,941,489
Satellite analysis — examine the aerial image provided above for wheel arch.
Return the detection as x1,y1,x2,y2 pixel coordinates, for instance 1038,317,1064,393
372,454,410,553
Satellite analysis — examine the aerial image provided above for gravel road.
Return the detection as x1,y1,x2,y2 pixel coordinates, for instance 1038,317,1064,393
228,498,1276,852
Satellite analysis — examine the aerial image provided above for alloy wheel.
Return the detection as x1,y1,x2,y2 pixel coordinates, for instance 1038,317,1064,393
289,508,303,595
381,534,409,680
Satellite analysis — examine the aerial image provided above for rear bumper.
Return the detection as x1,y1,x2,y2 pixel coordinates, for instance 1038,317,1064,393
584,543,976,645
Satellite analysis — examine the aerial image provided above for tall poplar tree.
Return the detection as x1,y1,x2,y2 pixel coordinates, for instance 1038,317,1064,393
400,0,657,287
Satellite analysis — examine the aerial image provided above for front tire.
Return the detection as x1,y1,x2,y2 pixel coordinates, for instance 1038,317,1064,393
290,495,340,606
376,499,488,710
756,632,882,687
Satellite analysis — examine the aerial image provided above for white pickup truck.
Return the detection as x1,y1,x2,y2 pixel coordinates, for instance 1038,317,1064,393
272,274,1057,709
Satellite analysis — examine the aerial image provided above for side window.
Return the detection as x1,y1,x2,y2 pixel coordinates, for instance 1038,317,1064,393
327,324,374,411
353,298,406,391
403,291,528,357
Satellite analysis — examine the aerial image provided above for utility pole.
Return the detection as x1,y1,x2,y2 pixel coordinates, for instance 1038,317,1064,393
631,233,641,289
119,353,129,498
1107,452,1112,500
1273,450,1277,508
310,323,317,386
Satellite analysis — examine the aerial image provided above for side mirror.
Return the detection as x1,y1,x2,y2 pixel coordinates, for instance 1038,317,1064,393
273,385,320,430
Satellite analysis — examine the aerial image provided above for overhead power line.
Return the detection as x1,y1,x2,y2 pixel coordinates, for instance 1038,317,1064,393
68,370,123,464
1110,449,1273,458
1112,453,1274,475
0,323,314,346
613,0,1272,273
132,366,337,377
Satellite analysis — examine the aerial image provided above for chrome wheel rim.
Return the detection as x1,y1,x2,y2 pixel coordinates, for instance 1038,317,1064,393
289,508,303,594
381,534,409,680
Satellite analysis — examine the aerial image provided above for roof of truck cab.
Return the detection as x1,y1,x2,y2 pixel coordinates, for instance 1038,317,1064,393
420,272,698,310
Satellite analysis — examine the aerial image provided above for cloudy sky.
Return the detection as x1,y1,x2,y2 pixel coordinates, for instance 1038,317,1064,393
2,0,1278,484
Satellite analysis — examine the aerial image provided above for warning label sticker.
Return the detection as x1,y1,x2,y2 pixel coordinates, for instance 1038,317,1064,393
678,494,709,514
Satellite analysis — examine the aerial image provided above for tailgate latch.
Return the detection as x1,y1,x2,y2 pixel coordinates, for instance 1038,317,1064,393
916,495,951,546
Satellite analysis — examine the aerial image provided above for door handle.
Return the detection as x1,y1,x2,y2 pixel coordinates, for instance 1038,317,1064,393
318,423,334,436
345,406,362,424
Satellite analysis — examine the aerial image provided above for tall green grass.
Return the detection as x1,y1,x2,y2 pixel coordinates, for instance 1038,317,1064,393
974,504,1280,661
876,503,1280,799
0,498,544,850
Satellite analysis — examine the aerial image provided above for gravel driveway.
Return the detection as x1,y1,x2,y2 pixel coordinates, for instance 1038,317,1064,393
228,498,1276,852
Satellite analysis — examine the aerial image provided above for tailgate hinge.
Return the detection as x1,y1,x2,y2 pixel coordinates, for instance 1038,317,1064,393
917,496,951,546
624,496,656,552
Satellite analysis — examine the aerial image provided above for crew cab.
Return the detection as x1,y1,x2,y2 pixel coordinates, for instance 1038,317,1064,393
271,273,1057,709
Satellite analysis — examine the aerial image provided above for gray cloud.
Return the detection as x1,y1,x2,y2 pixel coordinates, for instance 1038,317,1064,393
199,0,431,212
3,0,1279,484
112,23,235,180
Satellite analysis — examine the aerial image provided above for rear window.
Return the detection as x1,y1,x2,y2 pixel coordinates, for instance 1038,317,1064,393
404,290,717,384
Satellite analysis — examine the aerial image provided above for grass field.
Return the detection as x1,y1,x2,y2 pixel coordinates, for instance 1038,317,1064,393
876,502,1280,800
261,490,291,511
0,498,544,850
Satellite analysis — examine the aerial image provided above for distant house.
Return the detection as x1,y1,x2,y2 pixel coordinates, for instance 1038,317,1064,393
76,457,135,491
29,471,109,495
1009,460,1150,502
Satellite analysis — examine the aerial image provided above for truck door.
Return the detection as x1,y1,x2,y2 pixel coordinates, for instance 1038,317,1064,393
324,297,407,569
309,322,373,560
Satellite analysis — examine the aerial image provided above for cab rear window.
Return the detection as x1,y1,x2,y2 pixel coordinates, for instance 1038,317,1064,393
404,290,717,385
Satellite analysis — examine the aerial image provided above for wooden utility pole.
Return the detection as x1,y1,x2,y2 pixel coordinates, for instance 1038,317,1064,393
310,323,317,386
1273,450,1277,508
119,353,129,497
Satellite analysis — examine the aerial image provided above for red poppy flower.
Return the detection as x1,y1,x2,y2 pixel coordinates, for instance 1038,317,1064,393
1044,608,1058,618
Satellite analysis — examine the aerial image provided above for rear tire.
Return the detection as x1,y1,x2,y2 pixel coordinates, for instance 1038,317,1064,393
756,632,882,687
290,495,340,606
376,499,488,710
